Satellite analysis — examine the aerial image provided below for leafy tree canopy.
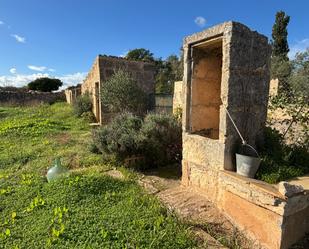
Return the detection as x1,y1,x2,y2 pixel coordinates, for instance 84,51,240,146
125,48,155,62
155,54,183,94
125,48,184,94
27,77,63,92
101,70,147,115
289,48,309,101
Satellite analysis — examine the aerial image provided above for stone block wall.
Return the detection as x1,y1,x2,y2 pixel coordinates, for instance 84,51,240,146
0,90,65,106
173,81,183,113
81,55,156,124
65,85,81,104
269,78,279,96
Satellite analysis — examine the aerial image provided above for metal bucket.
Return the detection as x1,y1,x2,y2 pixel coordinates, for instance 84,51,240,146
236,153,261,178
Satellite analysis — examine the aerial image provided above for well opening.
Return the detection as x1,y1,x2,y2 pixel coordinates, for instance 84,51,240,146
190,37,223,139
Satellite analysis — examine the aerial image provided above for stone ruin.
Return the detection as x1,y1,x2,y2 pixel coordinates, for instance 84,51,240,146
181,21,309,249
81,55,156,124
64,84,81,104
0,89,65,106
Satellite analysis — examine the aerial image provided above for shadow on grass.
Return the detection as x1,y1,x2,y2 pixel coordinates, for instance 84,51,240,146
141,163,182,180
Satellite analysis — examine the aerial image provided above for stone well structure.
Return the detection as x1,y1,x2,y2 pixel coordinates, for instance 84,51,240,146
81,55,156,124
181,21,309,249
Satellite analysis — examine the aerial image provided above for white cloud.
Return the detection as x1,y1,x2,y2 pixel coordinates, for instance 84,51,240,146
0,73,49,88
289,38,309,59
48,68,56,72
0,72,87,89
194,16,206,27
58,72,87,89
11,34,26,43
28,65,47,72
9,68,17,74
119,50,129,58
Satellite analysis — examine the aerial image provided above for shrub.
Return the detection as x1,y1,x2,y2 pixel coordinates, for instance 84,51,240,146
140,113,182,167
92,113,143,161
256,127,309,183
80,111,95,122
73,93,92,117
92,112,182,169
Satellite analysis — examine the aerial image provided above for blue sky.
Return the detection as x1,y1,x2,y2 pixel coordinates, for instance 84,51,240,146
1,0,309,88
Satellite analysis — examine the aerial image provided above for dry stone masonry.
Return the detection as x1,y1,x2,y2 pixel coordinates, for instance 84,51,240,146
0,90,65,106
64,85,81,104
81,55,156,124
181,21,309,249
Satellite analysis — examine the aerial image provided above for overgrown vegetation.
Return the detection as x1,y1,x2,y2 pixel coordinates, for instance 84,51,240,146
72,92,94,121
263,10,309,184
0,103,196,248
256,127,309,184
100,70,147,115
92,112,182,168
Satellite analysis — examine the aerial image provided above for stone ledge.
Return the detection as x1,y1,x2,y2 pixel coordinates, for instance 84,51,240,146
219,171,309,216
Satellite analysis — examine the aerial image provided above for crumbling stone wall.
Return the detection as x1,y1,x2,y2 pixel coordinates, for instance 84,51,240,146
0,90,65,106
65,85,81,104
81,55,156,124
173,81,183,113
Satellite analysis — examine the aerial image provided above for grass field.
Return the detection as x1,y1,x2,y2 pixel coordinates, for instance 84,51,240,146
0,103,197,248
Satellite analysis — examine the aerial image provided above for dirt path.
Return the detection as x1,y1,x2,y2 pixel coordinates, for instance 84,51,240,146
136,167,258,249
103,166,308,249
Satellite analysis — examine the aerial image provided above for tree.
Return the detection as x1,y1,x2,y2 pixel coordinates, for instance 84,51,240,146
101,70,147,115
125,48,155,62
155,54,183,94
289,48,309,101
272,11,290,59
125,48,184,94
27,77,63,92
271,11,291,95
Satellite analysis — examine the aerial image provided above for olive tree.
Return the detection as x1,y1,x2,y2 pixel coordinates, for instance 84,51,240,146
101,70,147,115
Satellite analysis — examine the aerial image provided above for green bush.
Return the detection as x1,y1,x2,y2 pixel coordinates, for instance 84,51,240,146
140,113,182,167
80,111,95,122
93,113,142,161
73,93,92,117
256,127,309,183
92,113,182,168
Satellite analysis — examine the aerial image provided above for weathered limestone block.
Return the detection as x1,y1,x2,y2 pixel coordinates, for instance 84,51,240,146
278,181,304,198
218,171,309,249
173,81,183,113
182,133,225,169
219,171,287,215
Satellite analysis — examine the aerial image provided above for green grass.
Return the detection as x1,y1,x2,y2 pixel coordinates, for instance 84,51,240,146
0,103,197,248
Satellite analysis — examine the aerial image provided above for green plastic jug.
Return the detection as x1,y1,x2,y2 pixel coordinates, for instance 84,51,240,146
46,158,69,182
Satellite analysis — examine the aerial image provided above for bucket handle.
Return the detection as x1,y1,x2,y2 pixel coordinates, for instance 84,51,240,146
242,143,260,158
222,104,260,158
